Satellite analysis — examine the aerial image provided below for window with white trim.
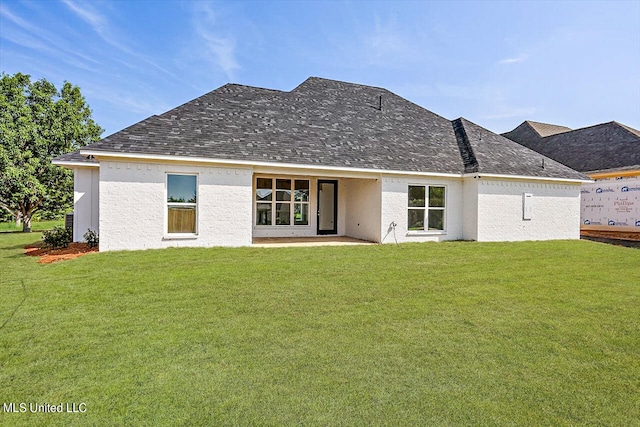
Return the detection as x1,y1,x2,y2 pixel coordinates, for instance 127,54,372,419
408,185,445,231
256,178,309,226
167,174,197,234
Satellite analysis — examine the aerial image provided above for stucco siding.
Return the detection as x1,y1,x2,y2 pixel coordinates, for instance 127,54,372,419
344,178,382,242
476,179,581,241
380,176,464,243
99,160,252,251
462,177,479,241
73,167,99,242
83,159,582,249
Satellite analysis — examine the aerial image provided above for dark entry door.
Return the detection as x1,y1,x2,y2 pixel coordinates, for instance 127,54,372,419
317,180,337,235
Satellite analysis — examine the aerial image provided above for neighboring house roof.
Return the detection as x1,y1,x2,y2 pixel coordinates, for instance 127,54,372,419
503,120,640,173
55,77,586,180
454,118,582,178
525,120,572,137
500,121,572,154
587,164,640,175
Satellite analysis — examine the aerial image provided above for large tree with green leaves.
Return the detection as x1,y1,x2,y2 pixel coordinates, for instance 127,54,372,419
0,72,103,231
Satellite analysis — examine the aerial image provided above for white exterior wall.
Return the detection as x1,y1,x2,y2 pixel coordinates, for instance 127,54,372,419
73,167,99,242
581,176,640,231
344,178,382,242
380,176,464,243
87,157,584,249
462,177,479,241
476,178,581,241
99,160,252,251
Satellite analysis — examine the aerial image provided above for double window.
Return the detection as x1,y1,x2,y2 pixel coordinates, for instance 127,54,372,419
256,178,309,226
167,174,197,234
408,185,445,231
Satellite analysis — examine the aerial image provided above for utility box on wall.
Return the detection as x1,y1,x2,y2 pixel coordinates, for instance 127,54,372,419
523,193,533,220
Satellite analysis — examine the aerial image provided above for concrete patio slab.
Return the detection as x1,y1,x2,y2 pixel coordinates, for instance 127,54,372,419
252,236,376,247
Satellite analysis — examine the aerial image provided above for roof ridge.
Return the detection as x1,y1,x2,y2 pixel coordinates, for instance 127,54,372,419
452,118,478,173
291,76,389,93
524,120,572,137
219,82,286,93
614,121,640,138
523,120,543,137
549,120,640,138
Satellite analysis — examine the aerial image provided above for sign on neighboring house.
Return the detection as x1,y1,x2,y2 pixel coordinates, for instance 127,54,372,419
581,177,640,230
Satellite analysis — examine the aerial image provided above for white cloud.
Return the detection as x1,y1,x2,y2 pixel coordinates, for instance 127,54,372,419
434,83,490,100
62,0,130,54
1,3,32,29
497,53,529,64
1,28,51,54
61,0,106,33
191,3,240,79
368,16,403,55
476,88,537,120
480,107,537,120
61,0,179,80
0,3,101,72
359,13,420,66
0,4,55,54
86,85,170,116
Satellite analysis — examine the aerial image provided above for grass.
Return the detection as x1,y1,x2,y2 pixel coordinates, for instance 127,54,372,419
0,220,64,233
0,233,638,426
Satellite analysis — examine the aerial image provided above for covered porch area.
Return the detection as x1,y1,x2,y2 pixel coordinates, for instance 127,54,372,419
251,171,382,243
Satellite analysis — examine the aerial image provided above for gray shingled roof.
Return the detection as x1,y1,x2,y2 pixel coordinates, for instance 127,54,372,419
56,77,586,180
503,120,640,173
456,118,584,178
53,150,98,165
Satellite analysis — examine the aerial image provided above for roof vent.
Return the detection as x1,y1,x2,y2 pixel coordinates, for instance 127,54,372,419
370,95,383,111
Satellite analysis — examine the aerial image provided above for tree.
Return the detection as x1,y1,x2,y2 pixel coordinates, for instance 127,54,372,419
0,72,103,231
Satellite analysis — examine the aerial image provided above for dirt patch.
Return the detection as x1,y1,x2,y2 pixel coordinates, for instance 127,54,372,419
580,230,640,249
580,230,640,241
25,242,98,264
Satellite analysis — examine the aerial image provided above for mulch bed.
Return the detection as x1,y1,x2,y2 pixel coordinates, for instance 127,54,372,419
21,230,637,263
25,242,98,264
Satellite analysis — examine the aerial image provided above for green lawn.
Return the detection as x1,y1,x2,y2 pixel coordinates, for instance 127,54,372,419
0,220,64,233
1,233,638,426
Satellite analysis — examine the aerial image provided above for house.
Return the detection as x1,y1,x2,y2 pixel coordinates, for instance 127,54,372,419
53,77,588,251
503,120,640,231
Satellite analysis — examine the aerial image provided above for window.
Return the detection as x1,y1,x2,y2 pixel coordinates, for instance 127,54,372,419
256,178,309,226
167,174,197,234
294,180,310,225
408,185,445,231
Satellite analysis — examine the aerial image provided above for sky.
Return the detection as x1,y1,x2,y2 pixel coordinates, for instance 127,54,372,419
1,0,639,138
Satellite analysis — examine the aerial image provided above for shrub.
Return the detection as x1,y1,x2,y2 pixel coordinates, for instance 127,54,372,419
84,229,99,248
42,226,73,249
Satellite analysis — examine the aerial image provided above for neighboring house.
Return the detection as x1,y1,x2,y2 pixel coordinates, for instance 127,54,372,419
503,120,640,231
53,78,588,251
